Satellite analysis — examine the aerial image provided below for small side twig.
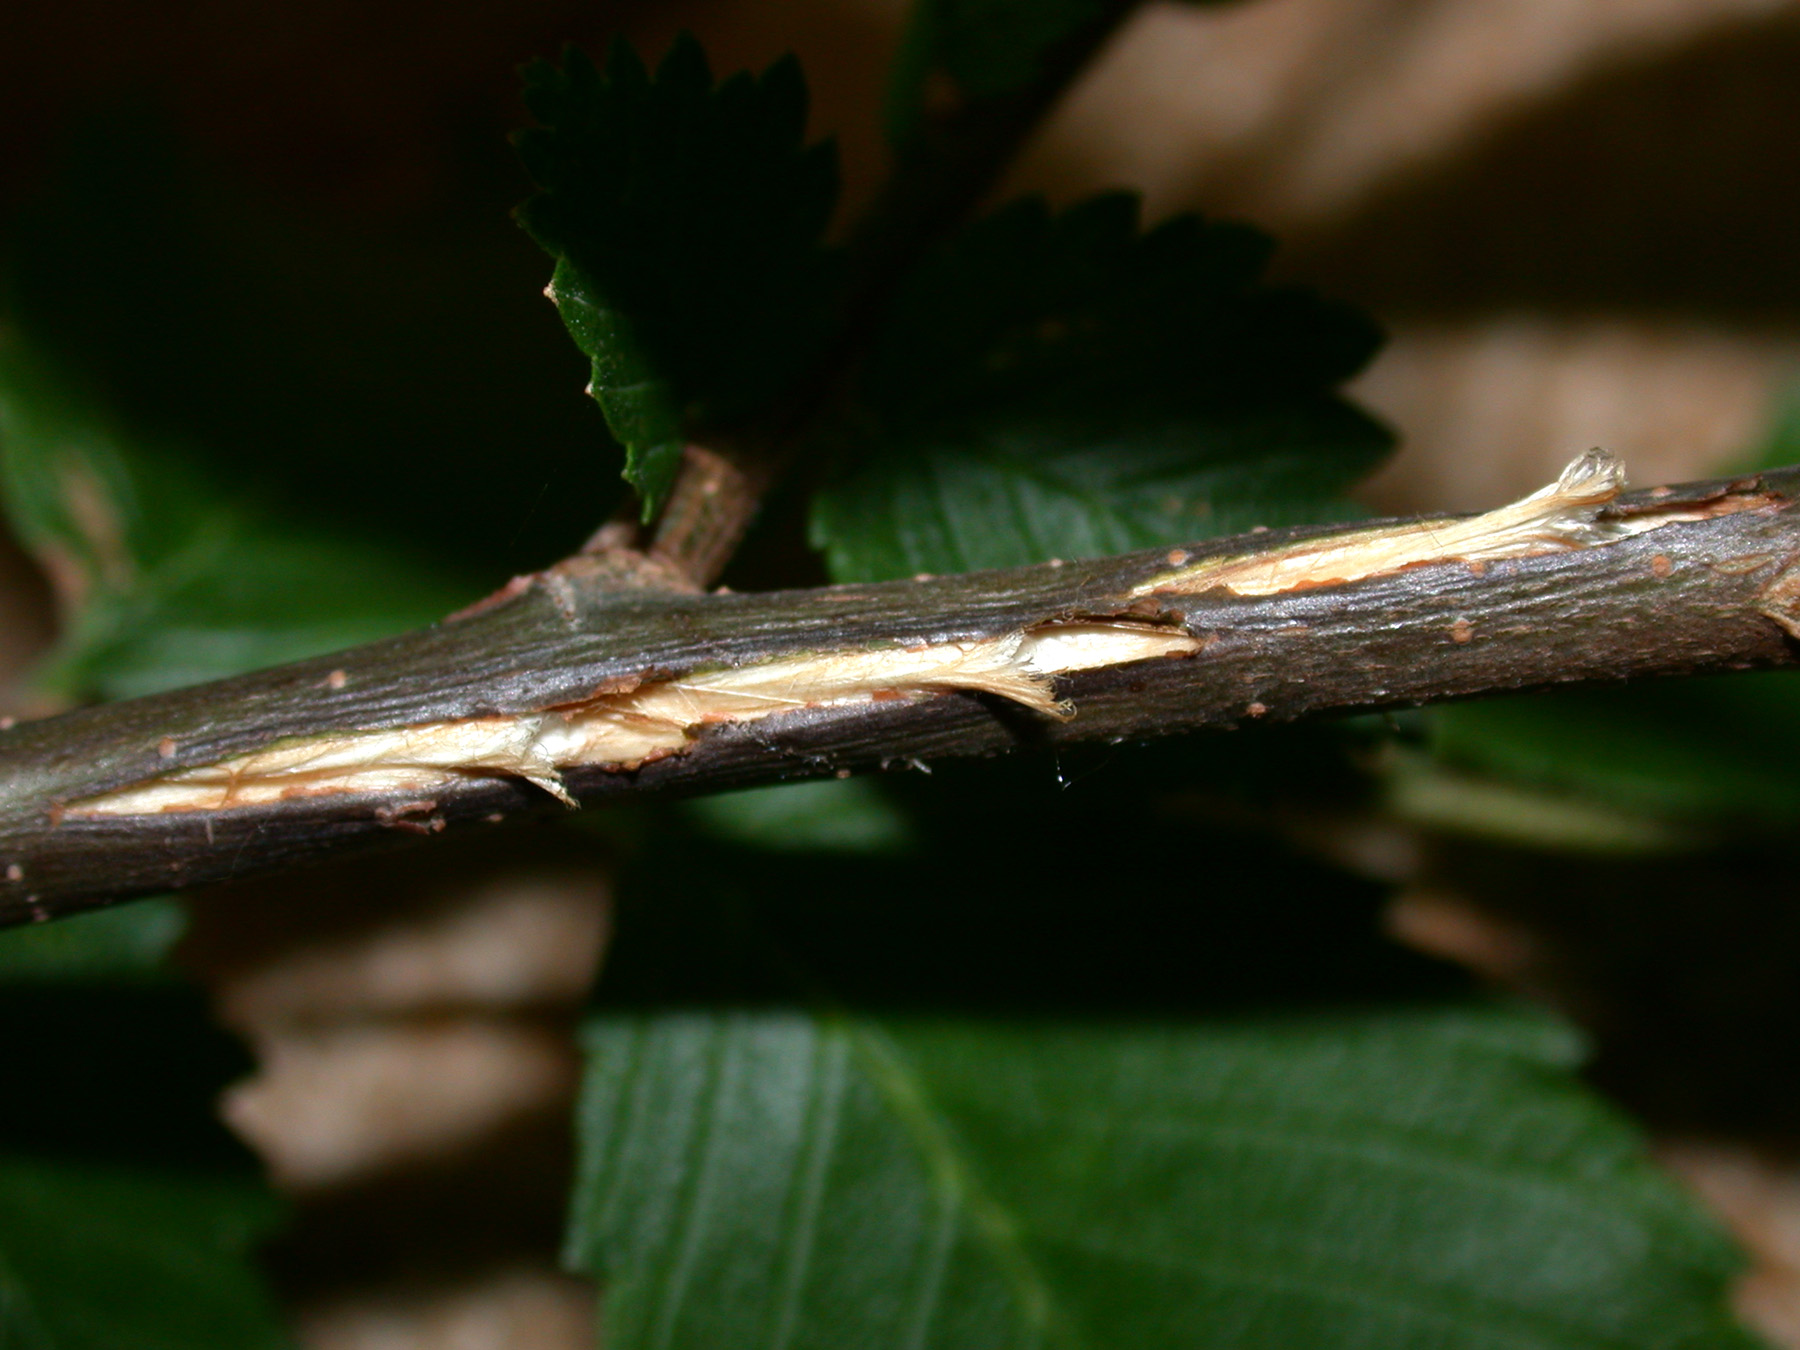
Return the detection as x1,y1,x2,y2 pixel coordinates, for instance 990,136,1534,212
583,443,773,592
600,4,1149,590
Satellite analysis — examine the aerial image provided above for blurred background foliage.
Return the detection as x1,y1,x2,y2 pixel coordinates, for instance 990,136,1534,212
6,0,1800,1345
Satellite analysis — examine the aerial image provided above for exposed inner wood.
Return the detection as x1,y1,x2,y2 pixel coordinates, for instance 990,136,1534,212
68,622,1201,816
1137,449,1733,597
59,452,1782,821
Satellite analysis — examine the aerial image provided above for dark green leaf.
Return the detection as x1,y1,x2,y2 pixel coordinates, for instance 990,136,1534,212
811,195,1389,580
541,257,685,511
0,1158,288,1350
861,196,1376,423
885,0,1112,144
0,984,289,1348
3,114,618,574
515,37,843,515
0,899,185,983
927,0,1109,98
811,400,1382,578
575,1005,1757,1350
569,818,1756,1349
1730,382,1800,474
0,331,468,699
1385,756,1712,856
682,778,914,855
1430,673,1800,831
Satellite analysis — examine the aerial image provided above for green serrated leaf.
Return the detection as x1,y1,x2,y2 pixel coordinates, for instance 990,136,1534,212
569,823,1758,1349
810,195,1390,581
574,1005,1758,1350
811,400,1383,579
543,258,686,511
515,37,843,517
0,329,468,699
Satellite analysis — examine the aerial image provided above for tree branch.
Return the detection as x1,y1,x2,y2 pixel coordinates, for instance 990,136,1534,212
4,458,1798,926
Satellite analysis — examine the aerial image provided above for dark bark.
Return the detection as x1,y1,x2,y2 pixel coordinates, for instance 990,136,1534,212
3,467,1798,925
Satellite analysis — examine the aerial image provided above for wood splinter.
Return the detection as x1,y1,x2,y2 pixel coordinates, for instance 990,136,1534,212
68,623,1201,816
1137,449,1742,598
53,450,1783,821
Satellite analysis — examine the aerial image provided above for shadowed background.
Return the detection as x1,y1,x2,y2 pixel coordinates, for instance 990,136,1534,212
6,0,1800,1344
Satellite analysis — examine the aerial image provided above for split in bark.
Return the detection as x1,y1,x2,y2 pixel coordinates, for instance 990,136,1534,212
4,455,1798,926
